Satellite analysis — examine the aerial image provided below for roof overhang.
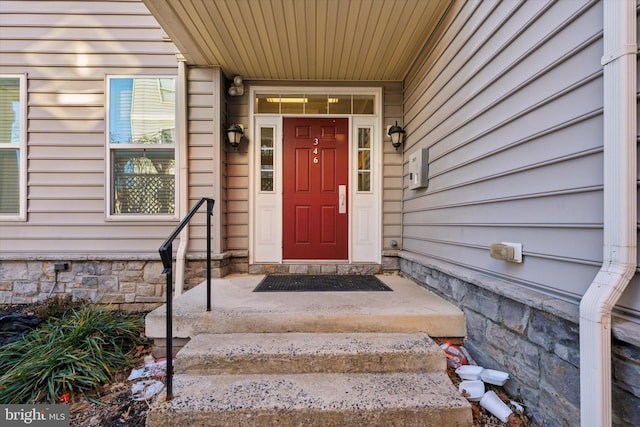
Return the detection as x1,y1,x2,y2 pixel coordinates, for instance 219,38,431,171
142,0,451,81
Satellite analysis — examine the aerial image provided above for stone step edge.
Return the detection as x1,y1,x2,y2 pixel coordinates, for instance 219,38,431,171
147,372,472,427
175,332,446,375
146,311,467,337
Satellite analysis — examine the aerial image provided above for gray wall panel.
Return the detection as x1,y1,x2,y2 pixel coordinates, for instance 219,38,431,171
400,0,635,313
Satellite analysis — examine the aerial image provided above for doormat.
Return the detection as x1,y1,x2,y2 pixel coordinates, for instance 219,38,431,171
253,275,393,292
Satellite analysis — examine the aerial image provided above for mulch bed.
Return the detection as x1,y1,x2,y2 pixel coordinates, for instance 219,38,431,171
68,381,151,427
1,302,154,427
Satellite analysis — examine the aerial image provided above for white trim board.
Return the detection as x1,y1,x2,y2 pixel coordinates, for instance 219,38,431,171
249,86,383,264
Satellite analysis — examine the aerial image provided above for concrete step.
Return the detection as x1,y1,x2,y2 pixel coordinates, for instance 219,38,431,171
175,332,446,375
145,275,472,426
147,372,472,427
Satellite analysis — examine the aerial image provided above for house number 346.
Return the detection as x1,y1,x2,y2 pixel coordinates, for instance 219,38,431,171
313,138,319,164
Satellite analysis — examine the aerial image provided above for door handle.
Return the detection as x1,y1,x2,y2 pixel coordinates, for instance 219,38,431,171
339,185,346,214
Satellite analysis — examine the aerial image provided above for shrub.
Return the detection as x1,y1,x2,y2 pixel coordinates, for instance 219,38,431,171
0,304,145,404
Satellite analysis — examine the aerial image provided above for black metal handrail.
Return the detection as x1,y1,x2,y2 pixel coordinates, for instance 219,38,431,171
158,197,214,400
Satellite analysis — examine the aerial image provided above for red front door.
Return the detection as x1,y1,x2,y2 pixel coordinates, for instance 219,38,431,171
283,118,349,260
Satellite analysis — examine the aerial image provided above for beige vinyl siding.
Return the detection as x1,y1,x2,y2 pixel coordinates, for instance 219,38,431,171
399,1,640,315
226,159,250,252
0,0,179,255
225,81,249,253
382,81,403,250
184,66,225,255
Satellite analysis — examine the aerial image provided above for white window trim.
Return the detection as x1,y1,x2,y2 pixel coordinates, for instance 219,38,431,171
0,74,27,221
251,117,283,263
351,116,381,262
105,75,179,221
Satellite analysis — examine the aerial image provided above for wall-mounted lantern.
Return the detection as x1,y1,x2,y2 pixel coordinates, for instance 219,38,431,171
226,124,244,148
387,121,405,150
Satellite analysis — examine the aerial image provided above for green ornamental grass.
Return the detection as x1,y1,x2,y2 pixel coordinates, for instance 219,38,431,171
0,304,145,404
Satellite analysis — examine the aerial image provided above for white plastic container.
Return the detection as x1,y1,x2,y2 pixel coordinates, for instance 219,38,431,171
480,390,513,422
480,369,510,386
455,365,484,381
458,380,485,402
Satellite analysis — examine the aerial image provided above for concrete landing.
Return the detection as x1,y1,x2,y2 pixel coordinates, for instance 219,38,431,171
145,273,466,340
175,332,446,375
147,372,472,427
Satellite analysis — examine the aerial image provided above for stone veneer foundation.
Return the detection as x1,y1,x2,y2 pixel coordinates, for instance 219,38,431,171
0,255,232,310
399,252,640,427
0,254,399,310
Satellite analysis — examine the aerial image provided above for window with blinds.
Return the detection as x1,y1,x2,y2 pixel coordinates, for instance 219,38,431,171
0,76,24,218
107,77,177,216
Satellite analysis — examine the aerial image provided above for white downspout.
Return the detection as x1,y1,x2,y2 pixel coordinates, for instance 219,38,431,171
579,1,636,426
174,57,189,296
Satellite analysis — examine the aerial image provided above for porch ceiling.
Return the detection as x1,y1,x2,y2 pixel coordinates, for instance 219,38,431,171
142,0,450,81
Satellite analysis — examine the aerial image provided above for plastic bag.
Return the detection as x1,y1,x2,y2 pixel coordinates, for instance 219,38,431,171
127,358,170,380
131,380,164,401
440,340,468,368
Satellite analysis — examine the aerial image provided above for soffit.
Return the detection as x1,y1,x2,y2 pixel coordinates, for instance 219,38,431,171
143,0,450,81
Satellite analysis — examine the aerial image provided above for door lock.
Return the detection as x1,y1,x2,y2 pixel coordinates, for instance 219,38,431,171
339,185,346,214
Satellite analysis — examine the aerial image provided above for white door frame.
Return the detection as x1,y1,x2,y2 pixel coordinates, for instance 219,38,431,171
249,86,382,265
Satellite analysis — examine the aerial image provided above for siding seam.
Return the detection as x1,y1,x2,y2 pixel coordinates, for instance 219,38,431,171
406,0,554,124
429,110,602,178
402,237,601,267
425,147,602,195
419,37,603,159
402,186,602,212
407,1,599,151
405,0,500,106
403,223,602,229
402,250,589,302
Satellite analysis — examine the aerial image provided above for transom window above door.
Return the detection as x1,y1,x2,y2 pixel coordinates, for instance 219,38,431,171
255,94,375,115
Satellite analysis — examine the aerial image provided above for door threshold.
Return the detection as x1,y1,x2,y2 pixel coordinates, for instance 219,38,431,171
283,260,350,264
248,263,382,275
